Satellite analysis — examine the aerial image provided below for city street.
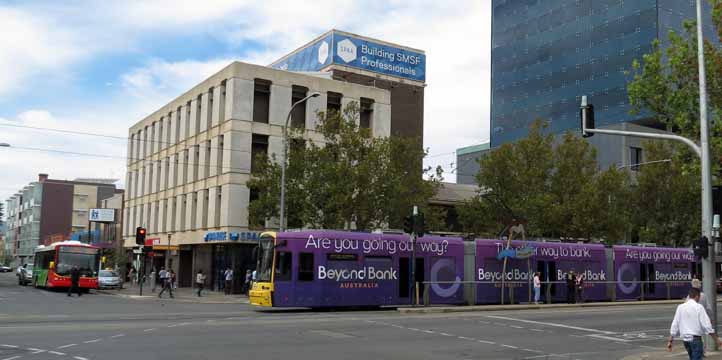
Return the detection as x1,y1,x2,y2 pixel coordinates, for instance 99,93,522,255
0,272,705,360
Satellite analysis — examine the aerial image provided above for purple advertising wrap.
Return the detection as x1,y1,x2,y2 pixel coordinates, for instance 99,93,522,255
475,239,607,304
613,245,696,300
271,231,465,307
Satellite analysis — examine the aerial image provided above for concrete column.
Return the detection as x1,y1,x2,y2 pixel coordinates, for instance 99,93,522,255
149,201,157,234
212,84,224,127
179,104,189,141
269,84,292,127
207,186,219,229
187,145,198,183
140,127,147,159
175,194,185,232
145,164,152,195
196,189,208,230
130,206,137,234
184,193,193,231
123,207,130,237
223,131,251,174
189,98,200,137
178,150,188,186
200,91,210,134
168,153,177,189
198,141,209,179
159,158,168,191
134,131,141,162
158,199,166,233
152,121,160,154
342,97,359,126
220,183,249,227
141,202,149,229
127,134,134,166
136,167,144,198
224,77,253,121
209,136,220,177
125,171,133,200
154,161,161,194
306,92,326,130
373,103,392,138
166,197,175,233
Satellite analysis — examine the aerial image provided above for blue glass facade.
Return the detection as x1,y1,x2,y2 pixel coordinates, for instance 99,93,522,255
490,0,714,147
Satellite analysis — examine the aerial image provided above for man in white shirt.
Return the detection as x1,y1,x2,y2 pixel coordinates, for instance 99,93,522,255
668,287,722,360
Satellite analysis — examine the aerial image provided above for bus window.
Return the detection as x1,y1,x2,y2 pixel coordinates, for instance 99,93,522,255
298,253,314,282
274,252,292,281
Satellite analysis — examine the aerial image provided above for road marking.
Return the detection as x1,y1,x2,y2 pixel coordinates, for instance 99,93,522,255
485,315,616,335
407,328,420,331
586,334,630,342
143,328,156,332
421,330,435,334
83,339,101,343
168,322,190,328
510,325,524,329
521,349,541,353
0,345,18,348
110,334,125,338
500,344,518,349
56,344,77,349
439,332,453,337
530,329,544,332
2,356,21,360
26,348,45,354
458,336,474,341
205,319,216,323
477,340,496,345
74,357,89,360
48,351,65,355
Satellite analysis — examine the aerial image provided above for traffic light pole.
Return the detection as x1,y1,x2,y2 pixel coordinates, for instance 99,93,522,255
581,2,717,341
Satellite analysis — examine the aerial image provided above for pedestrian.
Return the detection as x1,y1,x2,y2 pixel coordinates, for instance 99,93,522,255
224,267,233,295
128,267,135,286
170,270,177,290
67,265,82,297
575,272,584,303
196,269,206,297
244,270,252,294
566,270,576,304
150,267,157,292
691,275,701,290
689,279,712,319
158,267,173,298
533,272,541,304
668,287,722,360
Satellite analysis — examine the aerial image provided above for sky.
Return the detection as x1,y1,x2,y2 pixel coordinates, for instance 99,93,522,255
0,0,491,202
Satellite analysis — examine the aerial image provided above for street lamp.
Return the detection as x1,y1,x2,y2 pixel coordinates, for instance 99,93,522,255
279,92,320,232
616,158,672,170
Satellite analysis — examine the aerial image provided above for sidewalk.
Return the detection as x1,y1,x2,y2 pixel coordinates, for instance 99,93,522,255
622,350,722,359
96,283,249,304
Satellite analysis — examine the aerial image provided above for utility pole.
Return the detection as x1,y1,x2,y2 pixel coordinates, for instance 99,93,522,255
410,206,418,306
580,3,716,340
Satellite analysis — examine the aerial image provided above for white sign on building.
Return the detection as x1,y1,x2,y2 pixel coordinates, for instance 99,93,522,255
89,208,115,223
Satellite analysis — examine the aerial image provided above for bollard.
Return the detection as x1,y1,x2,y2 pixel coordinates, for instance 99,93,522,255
415,281,420,306
423,283,430,306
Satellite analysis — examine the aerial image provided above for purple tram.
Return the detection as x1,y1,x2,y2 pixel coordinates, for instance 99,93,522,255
249,231,466,308
612,245,697,301
475,239,608,304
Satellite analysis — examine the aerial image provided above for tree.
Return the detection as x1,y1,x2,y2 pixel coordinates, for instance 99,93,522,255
459,121,630,241
248,102,443,231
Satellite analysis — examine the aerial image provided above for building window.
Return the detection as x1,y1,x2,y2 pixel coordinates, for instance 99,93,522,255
205,140,211,178
253,79,271,123
630,147,643,171
193,145,200,181
164,157,170,189
359,98,374,130
185,101,191,138
274,252,292,281
251,134,269,174
291,85,308,129
175,107,182,143
195,94,202,134
214,186,221,228
180,195,187,230
217,135,224,174
327,92,342,114
298,252,314,282
169,197,176,232
207,87,214,130
191,192,198,230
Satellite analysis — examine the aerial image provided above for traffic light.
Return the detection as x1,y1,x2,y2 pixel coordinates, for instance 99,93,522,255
403,215,413,234
413,213,425,238
135,227,147,246
693,236,709,259
580,103,595,138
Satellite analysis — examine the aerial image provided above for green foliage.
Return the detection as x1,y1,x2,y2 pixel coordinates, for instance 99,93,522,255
459,121,631,241
247,102,442,231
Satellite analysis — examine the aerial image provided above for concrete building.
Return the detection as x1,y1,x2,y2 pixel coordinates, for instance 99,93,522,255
123,60,393,291
3,174,120,265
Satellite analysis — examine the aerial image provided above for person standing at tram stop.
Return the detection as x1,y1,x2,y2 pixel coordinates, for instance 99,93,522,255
575,271,585,303
668,287,722,360
224,267,233,295
566,270,576,304
67,265,82,297
533,272,541,304
196,269,207,297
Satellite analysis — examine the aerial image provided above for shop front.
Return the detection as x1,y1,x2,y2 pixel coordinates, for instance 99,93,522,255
191,231,261,294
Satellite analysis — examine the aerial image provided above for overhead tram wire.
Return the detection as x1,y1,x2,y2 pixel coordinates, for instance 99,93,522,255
0,145,247,173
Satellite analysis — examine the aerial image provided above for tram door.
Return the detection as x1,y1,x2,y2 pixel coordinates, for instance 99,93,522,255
640,263,655,296
415,258,426,301
536,261,557,301
399,257,410,299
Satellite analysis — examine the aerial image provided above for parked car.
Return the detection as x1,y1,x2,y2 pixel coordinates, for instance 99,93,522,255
98,270,122,289
17,264,33,286
0,264,11,272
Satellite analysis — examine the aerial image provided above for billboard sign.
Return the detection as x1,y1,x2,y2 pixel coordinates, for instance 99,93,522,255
89,208,115,223
271,30,426,82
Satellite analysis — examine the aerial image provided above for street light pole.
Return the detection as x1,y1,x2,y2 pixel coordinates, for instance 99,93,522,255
695,0,717,343
279,92,320,232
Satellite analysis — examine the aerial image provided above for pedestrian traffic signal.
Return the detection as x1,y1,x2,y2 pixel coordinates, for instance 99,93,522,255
135,227,147,246
693,236,709,259
580,103,595,138
403,215,413,235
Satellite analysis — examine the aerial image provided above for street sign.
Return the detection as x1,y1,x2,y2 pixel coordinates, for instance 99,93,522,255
89,208,115,223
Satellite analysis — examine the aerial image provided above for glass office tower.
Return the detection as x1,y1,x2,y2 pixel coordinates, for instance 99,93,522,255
490,0,714,147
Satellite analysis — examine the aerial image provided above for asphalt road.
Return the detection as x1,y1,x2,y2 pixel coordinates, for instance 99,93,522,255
0,272,704,360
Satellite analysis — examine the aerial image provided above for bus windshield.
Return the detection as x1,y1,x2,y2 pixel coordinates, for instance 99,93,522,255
257,236,274,282
56,247,99,277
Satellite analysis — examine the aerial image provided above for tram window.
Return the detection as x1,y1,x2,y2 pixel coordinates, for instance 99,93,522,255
274,251,292,281
298,252,314,282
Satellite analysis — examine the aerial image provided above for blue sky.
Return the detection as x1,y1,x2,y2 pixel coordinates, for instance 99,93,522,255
0,1,491,200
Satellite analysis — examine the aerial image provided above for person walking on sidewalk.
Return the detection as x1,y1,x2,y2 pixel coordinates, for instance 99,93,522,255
244,270,252,294
669,287,722,360
158,268,173,298
533,272,541,304
67,265,82,297
224,267,233,295
170,270,177,289
196,269,207,297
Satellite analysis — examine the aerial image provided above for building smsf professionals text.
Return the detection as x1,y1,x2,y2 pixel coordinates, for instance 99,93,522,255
123,30,426,292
